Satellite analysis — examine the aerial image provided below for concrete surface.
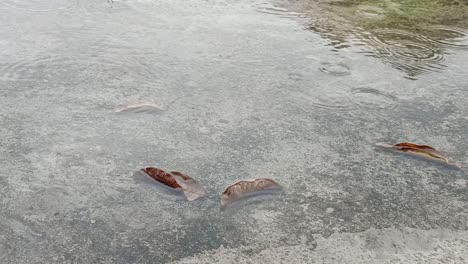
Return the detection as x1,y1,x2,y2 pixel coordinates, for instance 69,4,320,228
0,0,467,263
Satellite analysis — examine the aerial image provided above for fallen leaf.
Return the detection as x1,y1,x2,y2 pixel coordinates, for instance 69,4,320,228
376,142,462,169
141,167,206,201
220,178,282,208
170,171,207,202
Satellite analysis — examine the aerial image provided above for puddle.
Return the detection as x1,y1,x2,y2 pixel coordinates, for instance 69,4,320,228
220,191,283,211
1,0,467,262
309,91,354,112
280,0,468,79
0,0,77,12
367,30,441,62
351,87,398,110
115,97,178,115
104,0,157,12
256,3,307,20
427,26,468,48
288,72,303,81
355,5,386,20
0,48,159,87
115,104,163,114
362,29,445,76
319,62,351,76
307,87,397,112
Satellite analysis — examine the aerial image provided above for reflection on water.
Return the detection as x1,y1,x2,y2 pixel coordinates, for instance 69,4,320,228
361,29,445,78
260,0,468,79
1,0,467,262
426,26,468,48
355,5,386,20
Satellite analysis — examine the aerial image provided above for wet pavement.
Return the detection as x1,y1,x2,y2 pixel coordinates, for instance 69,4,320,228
0,0,467,263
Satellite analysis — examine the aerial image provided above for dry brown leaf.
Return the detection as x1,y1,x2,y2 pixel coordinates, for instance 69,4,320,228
376,142,462,169
141,167,206,201
220,178,282,208
170,171,207,201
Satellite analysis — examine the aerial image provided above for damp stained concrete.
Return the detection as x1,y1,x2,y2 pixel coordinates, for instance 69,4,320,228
0,0,467,263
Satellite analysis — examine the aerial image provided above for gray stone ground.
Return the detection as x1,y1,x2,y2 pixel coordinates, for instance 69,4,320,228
0,0,467,263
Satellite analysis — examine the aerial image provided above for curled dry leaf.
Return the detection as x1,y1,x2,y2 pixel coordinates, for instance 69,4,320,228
141,167,206,201
220,178,282,208
376,142,462,169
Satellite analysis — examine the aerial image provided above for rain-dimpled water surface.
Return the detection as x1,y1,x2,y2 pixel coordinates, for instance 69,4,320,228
1,0,468,263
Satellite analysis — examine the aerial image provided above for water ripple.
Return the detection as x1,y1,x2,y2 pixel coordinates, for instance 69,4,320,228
308,87,397,112
427,26,468,48
355,5,385,20
0,44,161,89
351,87,397,110
309,91,354,112
362,29,445,77
256,4,307,19
319,62,351,76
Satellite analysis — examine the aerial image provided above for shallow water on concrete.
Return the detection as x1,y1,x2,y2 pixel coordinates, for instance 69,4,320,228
0,0,467,263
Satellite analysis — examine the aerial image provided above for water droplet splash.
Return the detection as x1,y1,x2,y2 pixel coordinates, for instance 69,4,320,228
309,91,354,112
351,87,397,110
319,62,351,76
362,29,445,77
308,87,397,112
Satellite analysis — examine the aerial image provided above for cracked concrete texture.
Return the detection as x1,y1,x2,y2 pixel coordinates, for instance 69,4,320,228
0,0,467,263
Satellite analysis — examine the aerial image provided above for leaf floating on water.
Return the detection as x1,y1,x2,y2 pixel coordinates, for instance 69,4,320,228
142,167,180,189
376,142,462,169
220,178,282,208
141,167,206,201
170,171,207,201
